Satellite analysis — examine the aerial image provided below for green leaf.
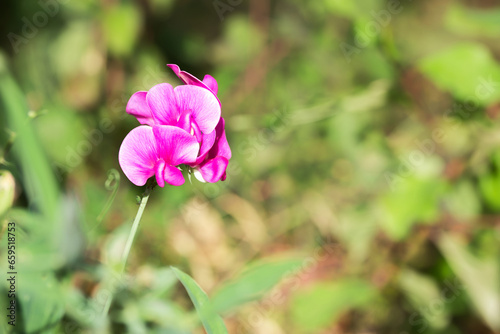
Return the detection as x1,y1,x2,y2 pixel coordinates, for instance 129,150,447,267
211,258,303,313
445,4,500,38
18,271,65,333
419,43,500,106
324,0,360,19
444,180,481,220
378,176,445,240
480,152,500,211
398,269,449,330
0,53,60,220
479,171,500,211
171,267,228,334
290,279,377,332
438,234,500,331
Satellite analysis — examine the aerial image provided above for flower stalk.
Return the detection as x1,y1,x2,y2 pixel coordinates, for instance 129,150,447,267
119,184,153,273
101,183,154,319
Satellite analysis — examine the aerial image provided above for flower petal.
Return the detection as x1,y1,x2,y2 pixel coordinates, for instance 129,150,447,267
147,83,179,126
203,75,218,95
175,109,192,133
174,85,221,134
167,64,204,87
153,125,200,166
126,91,155,126
167,63,222,104
193,169,206,183
193,130,217,165
199,157,229,183
155,160,166,188
163,164,185,186
208,118,231,160
118,126,158,186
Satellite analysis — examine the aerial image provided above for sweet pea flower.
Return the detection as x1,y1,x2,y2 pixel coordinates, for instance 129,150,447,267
119,125,199,187
189,117,231,183
125,83,220,134
119,65,231,187
167,64,231,182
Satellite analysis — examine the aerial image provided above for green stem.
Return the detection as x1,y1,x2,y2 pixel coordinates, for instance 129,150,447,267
119,185,152,272
100,184,153,319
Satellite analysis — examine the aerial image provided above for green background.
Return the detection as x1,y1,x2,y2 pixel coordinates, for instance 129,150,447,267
1,0,500,333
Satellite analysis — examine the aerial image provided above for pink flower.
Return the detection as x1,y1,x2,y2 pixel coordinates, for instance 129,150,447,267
119,65,231,187
190,117,231,183
168,64,231,183
119,125,199,187
125,83,220,134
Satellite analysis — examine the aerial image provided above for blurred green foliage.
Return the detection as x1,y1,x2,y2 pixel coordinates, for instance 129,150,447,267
1,0,500,333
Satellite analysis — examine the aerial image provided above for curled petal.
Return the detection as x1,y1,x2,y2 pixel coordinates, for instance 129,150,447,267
194,130,217,165
209,118,231,160
163,165,185,186
176,109,192,133
167,63,221,105
191,120,203,143
153,125,200,166
118,126,158,186
126,91,155,126
167,64,204,87
202,75,218,95
155,160,166,188
147,83,179,126
199,157,229,183
174,85,221,134
168,64,219,95
215,131,231,160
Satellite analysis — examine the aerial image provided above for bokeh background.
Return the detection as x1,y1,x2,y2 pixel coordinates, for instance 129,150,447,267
1,0,500,333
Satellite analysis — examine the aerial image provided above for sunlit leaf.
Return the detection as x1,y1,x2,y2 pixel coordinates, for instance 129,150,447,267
444,180,480,219
211,258,303,313
378,176,446,240
479,171,500,211
172,267,228,334
438,234,500,331
18,271,65,333
0,54,60,220
446,4,500,38
399,269,449,330
290,279,377,332
419,43,500,106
